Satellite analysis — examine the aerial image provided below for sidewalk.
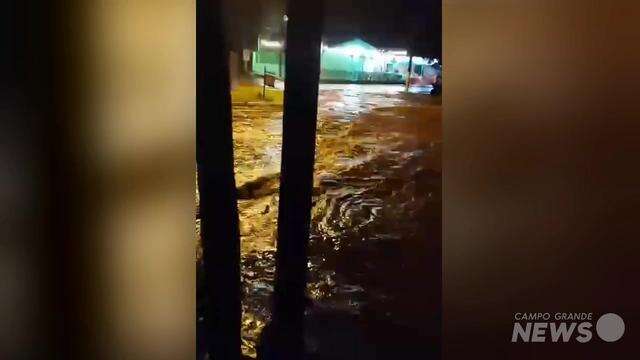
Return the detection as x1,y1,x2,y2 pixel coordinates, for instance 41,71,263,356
231,84,283,105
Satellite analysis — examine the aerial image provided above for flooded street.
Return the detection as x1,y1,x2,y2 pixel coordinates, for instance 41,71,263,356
199,84,441,358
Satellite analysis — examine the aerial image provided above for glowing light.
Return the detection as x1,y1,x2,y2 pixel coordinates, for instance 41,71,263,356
385,50,407,56
260,40,283,48
324,44,377,58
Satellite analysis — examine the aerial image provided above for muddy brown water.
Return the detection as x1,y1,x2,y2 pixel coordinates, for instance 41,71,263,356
197,84,441,358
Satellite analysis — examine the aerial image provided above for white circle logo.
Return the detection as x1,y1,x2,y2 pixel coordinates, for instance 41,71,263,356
596,313,625,342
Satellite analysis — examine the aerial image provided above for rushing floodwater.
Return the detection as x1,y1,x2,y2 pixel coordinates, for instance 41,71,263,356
198,84,442,358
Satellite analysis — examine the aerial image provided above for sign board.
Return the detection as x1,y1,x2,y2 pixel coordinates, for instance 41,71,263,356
264,73,276,88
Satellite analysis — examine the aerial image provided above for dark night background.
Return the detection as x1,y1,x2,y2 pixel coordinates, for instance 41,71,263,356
223,0,441,58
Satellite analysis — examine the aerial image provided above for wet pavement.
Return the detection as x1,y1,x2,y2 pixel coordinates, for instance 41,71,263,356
198,84,442,358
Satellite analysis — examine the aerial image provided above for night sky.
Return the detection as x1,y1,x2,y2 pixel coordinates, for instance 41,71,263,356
323,0,441,56
223,0,441,58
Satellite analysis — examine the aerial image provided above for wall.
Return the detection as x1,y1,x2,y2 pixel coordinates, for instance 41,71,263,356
252,51,284,78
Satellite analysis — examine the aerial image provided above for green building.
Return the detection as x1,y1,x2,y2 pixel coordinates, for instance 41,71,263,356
252,38,435,84
252,37,285,78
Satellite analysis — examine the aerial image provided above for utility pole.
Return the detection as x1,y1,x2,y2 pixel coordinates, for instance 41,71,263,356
260,0,324,359
196,0,242,359
405,50,413,92
280,14,288,79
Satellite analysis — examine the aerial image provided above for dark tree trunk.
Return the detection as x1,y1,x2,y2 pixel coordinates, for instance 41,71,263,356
197,0,242,359
260,0,324,359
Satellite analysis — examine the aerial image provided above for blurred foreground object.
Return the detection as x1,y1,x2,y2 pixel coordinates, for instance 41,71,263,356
196,0,242,358
1,1,195,359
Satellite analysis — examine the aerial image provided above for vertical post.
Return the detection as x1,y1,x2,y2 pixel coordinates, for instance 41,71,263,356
263,66,267,99
243,49,249,74
279,15,288,80
405,51,413,92
196,0,242,359
264,0,324,358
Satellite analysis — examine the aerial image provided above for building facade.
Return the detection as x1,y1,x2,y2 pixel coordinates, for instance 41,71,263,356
251,38,439,84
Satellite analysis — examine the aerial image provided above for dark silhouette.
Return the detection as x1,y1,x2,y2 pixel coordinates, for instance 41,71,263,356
259,0,324,359
197,0,242,359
